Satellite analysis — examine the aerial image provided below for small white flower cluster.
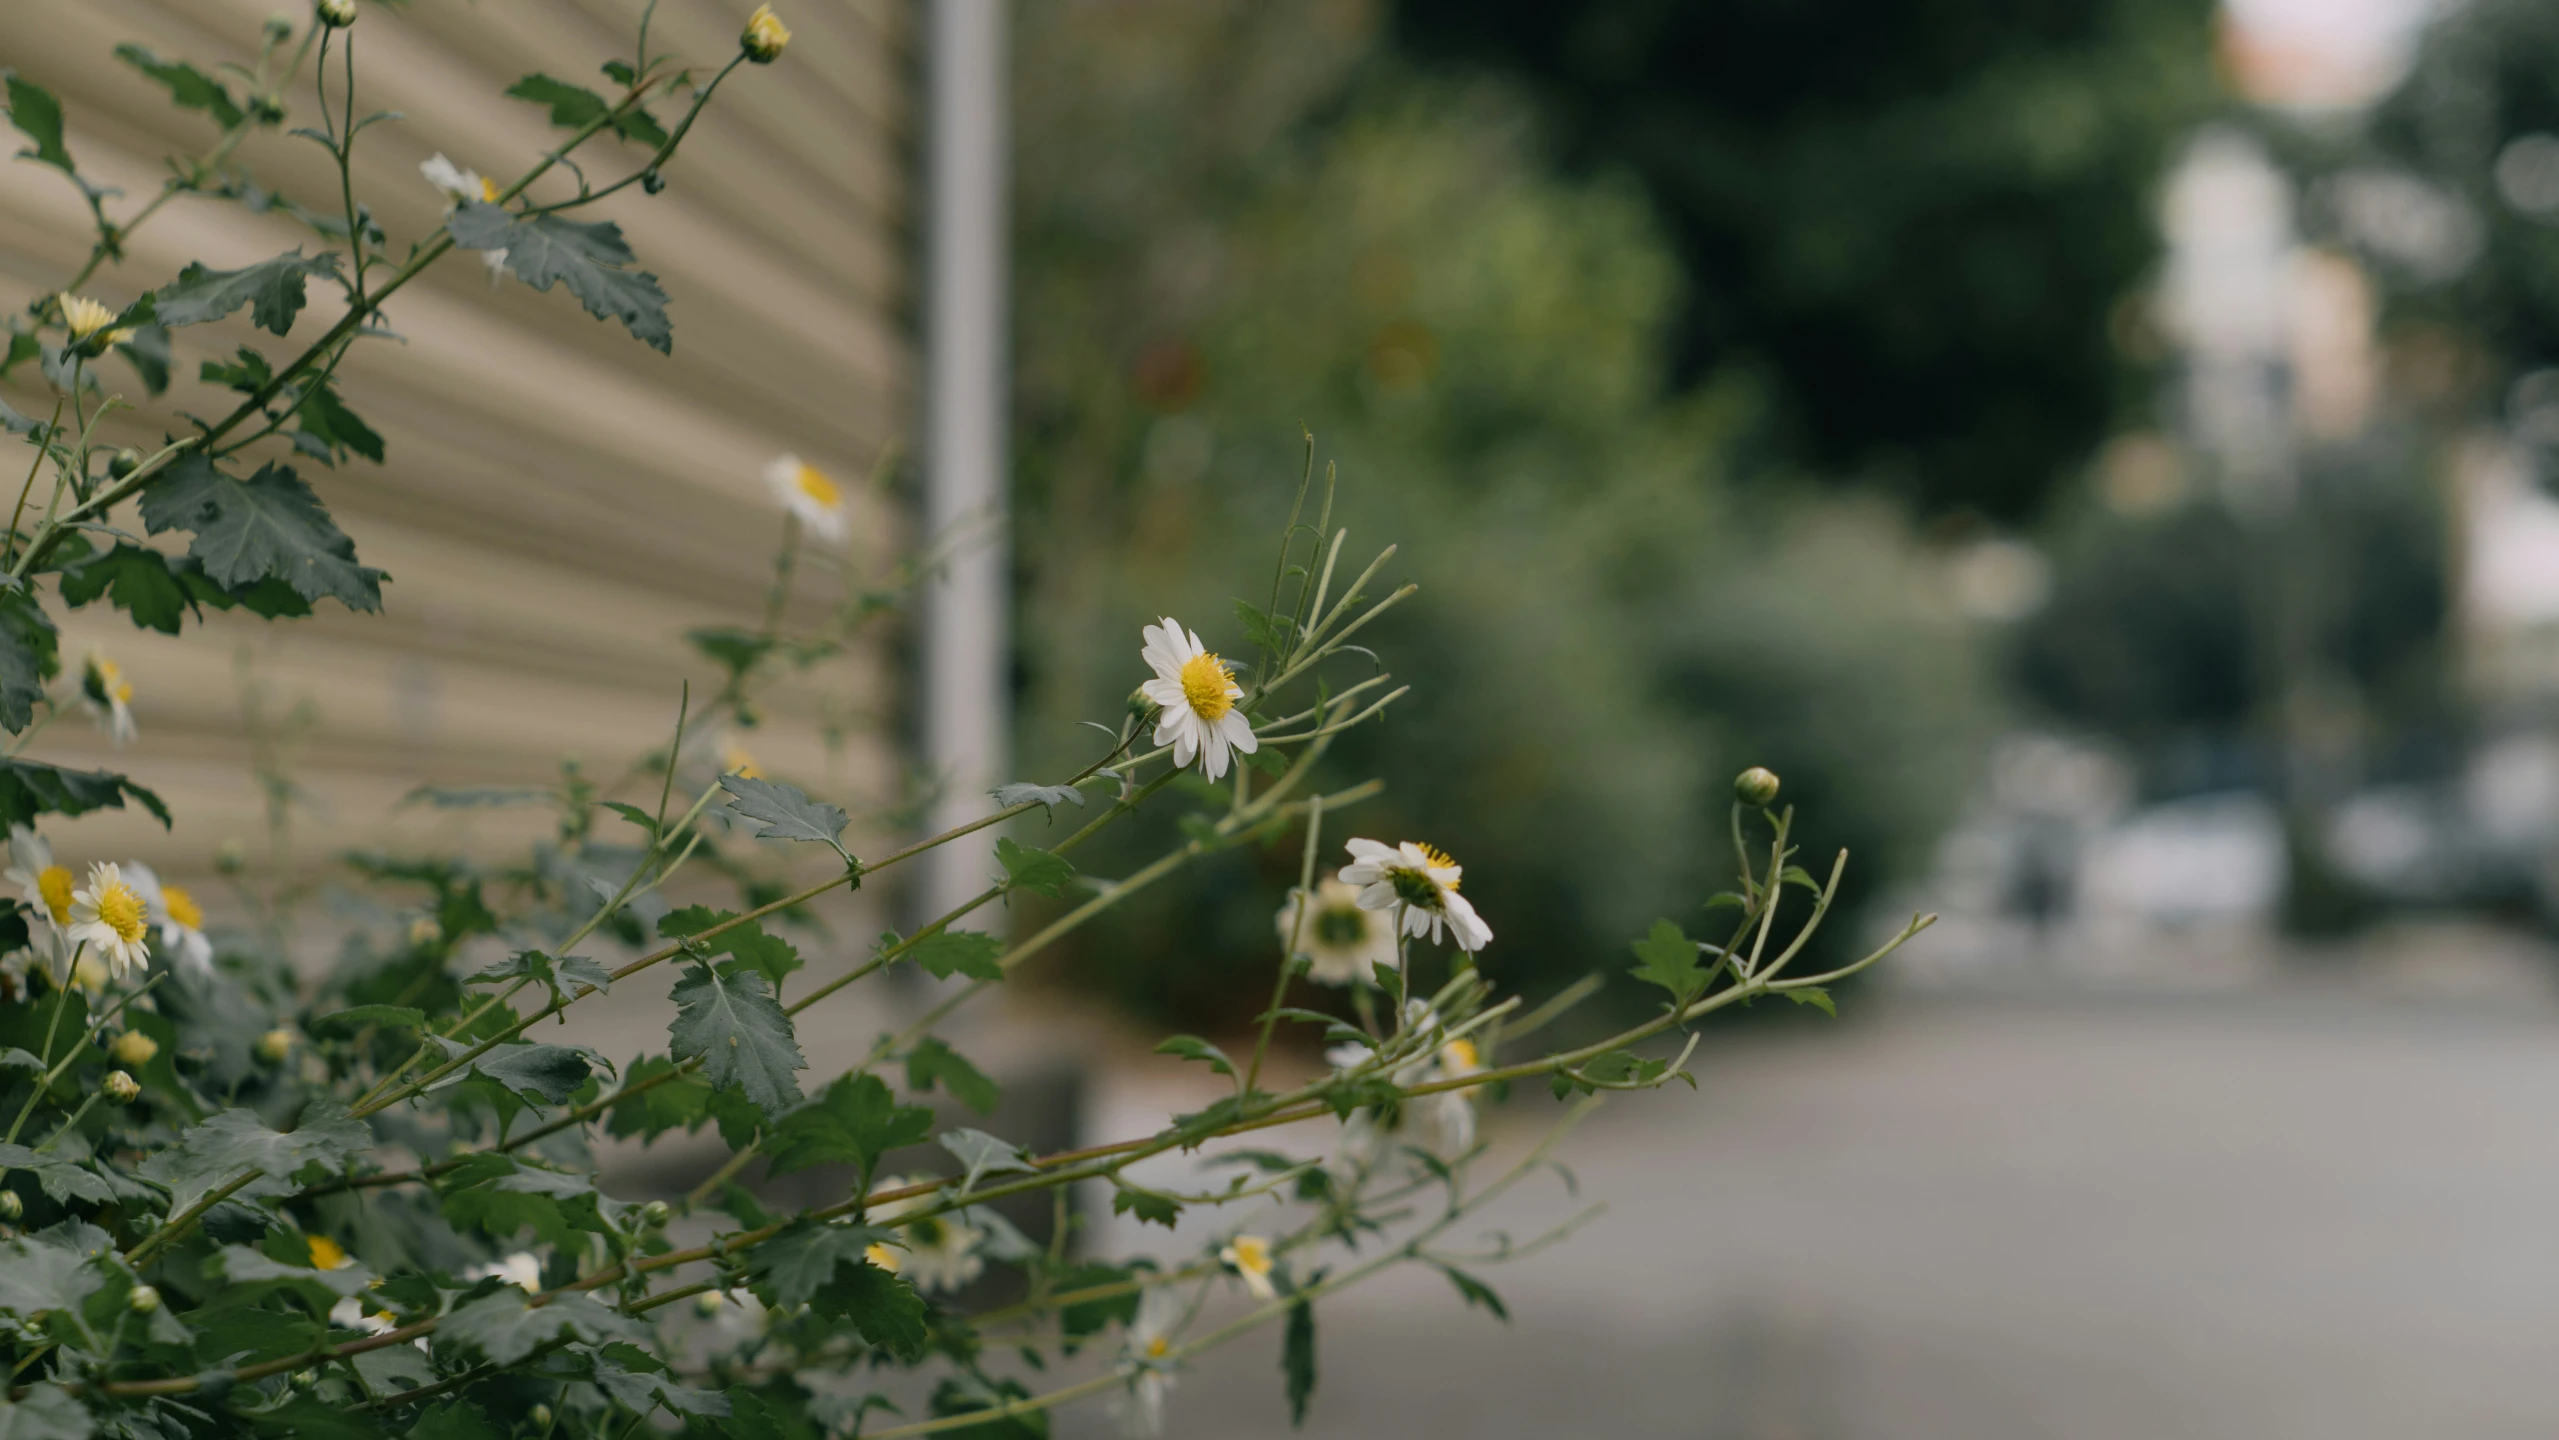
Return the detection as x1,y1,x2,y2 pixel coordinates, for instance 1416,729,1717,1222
1,826,211,993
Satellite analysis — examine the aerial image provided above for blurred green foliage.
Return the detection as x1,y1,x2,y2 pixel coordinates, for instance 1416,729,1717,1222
1389,0,2221,518
1009,2,1993,1030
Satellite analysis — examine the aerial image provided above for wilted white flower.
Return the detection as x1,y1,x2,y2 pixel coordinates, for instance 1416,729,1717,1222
1137,617,1258,781
1275,876,1394,985
868,1178,984,1294
123,863,211,978
1118,1287,1185,1437
58,294,134,349
1339,838,1491,952
1218,1234,1277,1301
763,454,848,542
418,155,510,281
68,863,151,981
80,651,136,748
328,1297,396,1335
467,1251,543,1292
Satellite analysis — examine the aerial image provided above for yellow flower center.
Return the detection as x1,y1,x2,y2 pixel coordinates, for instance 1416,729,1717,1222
1443,1038,1479,1073
162,884,204,932
1177,652,1234,720
478,176,501,203
864,1243,902,1274
1414,842,1457,877
96,881,147,944
1228,1236,1271,1275
793,462,841,509
36,866,73,925
1145,1336,1171,1359
722,741,762,779
307,1235,348,1270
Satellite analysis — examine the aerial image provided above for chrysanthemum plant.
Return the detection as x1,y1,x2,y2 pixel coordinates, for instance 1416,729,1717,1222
0,7,1935,1438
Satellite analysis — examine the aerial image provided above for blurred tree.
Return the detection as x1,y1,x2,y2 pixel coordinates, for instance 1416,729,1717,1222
1388,0,2221,518
1008,2,1992,1030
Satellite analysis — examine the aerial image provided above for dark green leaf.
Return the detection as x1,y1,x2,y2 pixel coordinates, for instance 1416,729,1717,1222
582,1341,730,1417
905,1036,1000,1114
200,346,274,393
113,45,245,129
153,250,340,335
5,76,73,175
659,909,799,989
1154,1034,1234,1078
1438,1264,1509,1322
408,1403,502,1440
308,1004,424,1033
446,202,672,352
763,1073,932,1184
0,1382,91,1440
994,837,1075,897
743,1218,889,1308
439,1288,641,1365
668,963,803,1117
1109,1184,1181,1229
605,1054,712,1142
464,1042,595,1104
0,589,59,732
902,927,1004,982
811,1261,929,1362
294,379,383,464
1628,918,1708,1005
0,1144,110,1206
504,74,611,129
1283,1297,1317,1424
937,1127,1034,1191
0,759,168,829
114,324,171,395
58,544,206,634
684,625,774,680
718,774,848,847
990,781,1084,814
0,1236,103,1320
138,455,385,611
135,1102,370,1217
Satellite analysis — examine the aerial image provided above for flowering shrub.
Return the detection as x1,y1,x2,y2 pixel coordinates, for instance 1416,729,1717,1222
0,6,1933,1438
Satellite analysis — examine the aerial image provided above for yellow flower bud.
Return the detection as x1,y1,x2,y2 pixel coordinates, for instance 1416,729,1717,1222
104,1070,140,1104
128,1284,160,1313
255,1029,293,1064
110,1030,158,1067
1733,766,1781,808
740,4,791,62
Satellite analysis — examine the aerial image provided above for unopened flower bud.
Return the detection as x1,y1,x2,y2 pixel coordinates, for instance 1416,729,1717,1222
106,448,143,480
0,1190,21,1220
249,94,287,127
640,1200,671,1229
1733,766,1781,808
407,915,442,948
317,0,357,28
290,1369,317,1391
128,1283,160,1313
527,1404,554,1431
104,1070,140,1104
1126,686,1158,720
640,169,667,196
110,1030,158,1067
215,838,249,875
740,4,791,62
263,13,296,42
693,1290,726,1317
255,1029,293,1064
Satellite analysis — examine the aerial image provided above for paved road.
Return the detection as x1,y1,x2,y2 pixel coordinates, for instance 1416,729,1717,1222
1054,992,2559,1439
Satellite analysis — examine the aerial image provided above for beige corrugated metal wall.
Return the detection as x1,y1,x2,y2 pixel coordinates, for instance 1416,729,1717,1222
0,0,910,884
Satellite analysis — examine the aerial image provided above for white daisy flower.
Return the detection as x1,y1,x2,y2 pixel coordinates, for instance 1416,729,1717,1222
327,1296,397,1335
123,863,212,978
1338,838,1492,952
1275,875,1395,985
80,651,136,748
707,1287,770,1344
763,454,849,542
867,1177,984,1294
1118,1287,1185,1438
67,862,152,982
418,155,510,281
1137,617,1258,781
467,1251,543,1292
6,827,75,979
1218,1234,1278,1301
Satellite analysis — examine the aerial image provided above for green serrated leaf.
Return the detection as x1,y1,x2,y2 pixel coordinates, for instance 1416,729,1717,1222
439,1288,641,1365
0,589,59,733
1628,918,1708,1005
504,74,611,130
1109,1184,1182,1229
294,379,383,464
0,1144,111,1206
763,1073,932,1186
136,1102,370,1218
115,324,171,396
718,773,848,847
6,76,74,176
446,202,672,352
1783,986,1836,1017
113,45,245,129
744,1217,890,1308
154,250,340,335
994,836,1076,897
1438,1264,1509,1321
811,1260,930,1363
1154,1034,1234,1078
605,1054,712,1142
309,1004,425,1033
138,455,385,611
905,1035,1000,1114
0,759,169,829
58,545,201,636
459,1041,595,1104
990,781,1085,814
0,1382,92,1440
901,927,1005,982
667,962,804,1117
937,1127,1034,1191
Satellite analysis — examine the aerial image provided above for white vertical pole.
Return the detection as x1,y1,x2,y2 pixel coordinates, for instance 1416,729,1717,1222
921,0,1009,921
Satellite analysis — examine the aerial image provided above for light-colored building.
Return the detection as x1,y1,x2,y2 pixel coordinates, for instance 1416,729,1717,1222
0,0,911,881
